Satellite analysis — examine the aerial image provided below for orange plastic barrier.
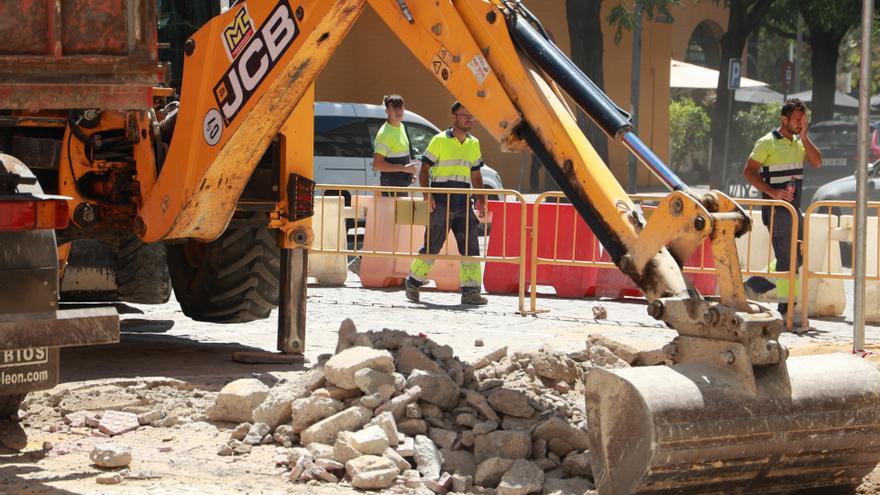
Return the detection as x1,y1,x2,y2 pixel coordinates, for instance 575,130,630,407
356,195,462,291
484,200,601,297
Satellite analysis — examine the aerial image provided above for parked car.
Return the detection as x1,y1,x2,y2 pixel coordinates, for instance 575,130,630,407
810,158,880,267
804,120,880,205
314,101,503,194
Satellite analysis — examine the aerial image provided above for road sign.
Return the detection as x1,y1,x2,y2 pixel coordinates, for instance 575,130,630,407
782,60,795,93
728,59,742,89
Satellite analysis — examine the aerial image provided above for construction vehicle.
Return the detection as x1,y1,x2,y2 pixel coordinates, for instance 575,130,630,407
1,0,878,492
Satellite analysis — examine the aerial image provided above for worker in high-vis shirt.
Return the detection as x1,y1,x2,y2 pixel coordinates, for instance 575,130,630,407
405,101,488,306
742,98,822,331
372,94,419,191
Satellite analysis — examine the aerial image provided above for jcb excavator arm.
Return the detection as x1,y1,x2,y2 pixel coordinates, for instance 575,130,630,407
135,2,880,493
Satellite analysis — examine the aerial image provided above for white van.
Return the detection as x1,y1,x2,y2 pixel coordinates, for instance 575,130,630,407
314,101,503,192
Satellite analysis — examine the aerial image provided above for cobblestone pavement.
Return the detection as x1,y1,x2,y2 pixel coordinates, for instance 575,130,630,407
76,268,880,378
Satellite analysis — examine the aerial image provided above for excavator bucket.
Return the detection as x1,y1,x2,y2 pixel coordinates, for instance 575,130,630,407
586,353,880,494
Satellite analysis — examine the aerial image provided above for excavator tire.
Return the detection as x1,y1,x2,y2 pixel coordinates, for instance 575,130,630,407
166,216,279,323
116,234,171,304
586,353,880,494
0,394,24,420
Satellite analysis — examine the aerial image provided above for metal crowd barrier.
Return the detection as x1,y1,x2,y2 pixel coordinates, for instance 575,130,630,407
310,184,529,312
801,200,880,329
308,185,801,328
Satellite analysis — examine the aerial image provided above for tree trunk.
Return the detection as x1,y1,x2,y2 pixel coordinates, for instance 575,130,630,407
708,0,774,189
709,14,749,188
566,0,609,163
805,29,845,122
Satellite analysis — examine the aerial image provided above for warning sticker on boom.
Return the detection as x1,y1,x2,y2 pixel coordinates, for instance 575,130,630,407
467,54,491,84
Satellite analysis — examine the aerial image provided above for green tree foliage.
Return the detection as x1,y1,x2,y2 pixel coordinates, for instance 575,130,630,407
732,102,782,160
669,98,711,174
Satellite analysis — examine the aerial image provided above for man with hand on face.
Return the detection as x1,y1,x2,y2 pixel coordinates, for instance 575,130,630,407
742,98,822,331
405,101,488,306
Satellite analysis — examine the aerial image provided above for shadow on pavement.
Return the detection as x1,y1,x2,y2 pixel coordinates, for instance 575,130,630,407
60,333,308,389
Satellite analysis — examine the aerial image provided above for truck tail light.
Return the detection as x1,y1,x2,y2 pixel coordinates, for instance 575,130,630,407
0,199,69,232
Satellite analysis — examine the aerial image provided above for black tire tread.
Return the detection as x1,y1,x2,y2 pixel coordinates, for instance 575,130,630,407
0,394,24,420
166,215,280,323
116,234,171,304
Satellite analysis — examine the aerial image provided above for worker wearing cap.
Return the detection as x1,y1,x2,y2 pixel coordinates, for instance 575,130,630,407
372,94,418,191
742,98,822,330
405,101,488,306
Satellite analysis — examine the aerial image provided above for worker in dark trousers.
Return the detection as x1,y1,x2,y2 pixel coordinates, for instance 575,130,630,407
742,98,822,331
405,101,487,305
349,94,418,275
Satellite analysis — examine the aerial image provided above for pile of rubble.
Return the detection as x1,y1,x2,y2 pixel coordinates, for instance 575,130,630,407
207,319,674,494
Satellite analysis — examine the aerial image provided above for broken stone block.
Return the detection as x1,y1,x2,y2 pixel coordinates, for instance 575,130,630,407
273,424,296,445
424,472,452,494
346,455,400,490
532,438,548,460
217,444,234,456
473,347,508,369
396,435,415,457
526,347,581,384
414,435,444,480
243,422,270,445
96,473,123,485
325,347,395,390
291,396,345,433
463,389,499,422
406,370,459,410
232,440,252,455
487,388,535,418
562,450,592,477
428,428,457,450
473,420,499,435
497,459,544,495
532,417,590,451
63,411,91,427
398,418,428,436
354,368,397,400
419,402,443,418
300,405,372,446
368,411,400,446
350,425,390,455
398,346,443,375
230,422,251,441
473,430,531,463
207,379,270,423
325,385,363,401
97,411,140,436
441,447,476,476
361,393,385,409
456,413,477,427
375,385,422,420
547,437,574,457
306,442,335,460
336,318,358,354
587,344,630,369
333,433,360,464
475,457,515,488
252,365,325,428
591,305,608,320
401,469,422,489
137,410,164,426
315,458,344,471
431,344,454,361
384,446,412,471
635,343,676,366
452,473,473,492
406,403,423,419
89,443,132,468
587,334,637,364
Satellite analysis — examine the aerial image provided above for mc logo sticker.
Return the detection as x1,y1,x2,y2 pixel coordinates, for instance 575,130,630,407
222,5,255,61
214,0,299,126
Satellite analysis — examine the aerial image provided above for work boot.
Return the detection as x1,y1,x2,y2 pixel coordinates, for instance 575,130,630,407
461,291,488,306
405,280,420,303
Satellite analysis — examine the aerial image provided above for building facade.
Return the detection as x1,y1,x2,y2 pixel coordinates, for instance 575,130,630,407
315,2,728,192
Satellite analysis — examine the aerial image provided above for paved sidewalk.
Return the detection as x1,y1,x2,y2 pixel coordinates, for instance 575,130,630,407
115,270,880,367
